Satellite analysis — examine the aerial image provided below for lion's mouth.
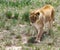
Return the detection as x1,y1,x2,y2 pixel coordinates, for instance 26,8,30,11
30,17,37,23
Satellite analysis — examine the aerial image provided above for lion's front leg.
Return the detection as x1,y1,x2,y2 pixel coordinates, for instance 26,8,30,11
35,26,43,42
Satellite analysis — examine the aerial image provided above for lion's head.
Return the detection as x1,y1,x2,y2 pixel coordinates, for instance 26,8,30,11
29,10,40,23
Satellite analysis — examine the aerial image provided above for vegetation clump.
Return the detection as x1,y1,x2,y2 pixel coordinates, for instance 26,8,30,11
5,11,12,19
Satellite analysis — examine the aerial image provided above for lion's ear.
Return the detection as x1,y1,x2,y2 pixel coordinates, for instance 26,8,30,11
36,12,40,16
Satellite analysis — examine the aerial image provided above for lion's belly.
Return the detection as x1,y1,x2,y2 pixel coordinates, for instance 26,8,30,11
32,20,49,31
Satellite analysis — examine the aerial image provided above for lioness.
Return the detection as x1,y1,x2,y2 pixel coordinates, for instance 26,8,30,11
29,5,55,42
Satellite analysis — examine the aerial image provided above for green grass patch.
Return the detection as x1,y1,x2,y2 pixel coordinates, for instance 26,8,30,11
57,26,60,30
13,12,19,19
21,10,30,23
5,11,12,19
0,21,5,28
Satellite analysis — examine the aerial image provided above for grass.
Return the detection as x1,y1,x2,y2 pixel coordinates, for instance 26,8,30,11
21,10,30,23
5,11,12,19
13,12,19,19
0,0,60,50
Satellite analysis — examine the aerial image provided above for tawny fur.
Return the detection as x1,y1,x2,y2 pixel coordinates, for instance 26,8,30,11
29,5,55,42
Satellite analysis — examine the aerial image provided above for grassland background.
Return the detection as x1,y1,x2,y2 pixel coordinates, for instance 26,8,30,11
0,0,60,50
